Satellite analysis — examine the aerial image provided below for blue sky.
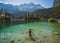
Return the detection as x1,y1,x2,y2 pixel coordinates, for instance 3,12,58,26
0,0,54,8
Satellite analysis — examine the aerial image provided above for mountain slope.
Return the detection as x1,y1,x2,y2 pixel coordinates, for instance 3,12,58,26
19,2,44,12
0,3,44,13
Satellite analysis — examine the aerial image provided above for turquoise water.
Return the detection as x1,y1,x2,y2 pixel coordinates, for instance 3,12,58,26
0,22,60,43
0,22,53,34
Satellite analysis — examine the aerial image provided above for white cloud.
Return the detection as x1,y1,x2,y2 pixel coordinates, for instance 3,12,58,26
0,1,2,3
0,1,10,5
0,1,5,4
5,2,9,4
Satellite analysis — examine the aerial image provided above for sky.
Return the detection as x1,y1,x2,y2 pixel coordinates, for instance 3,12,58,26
0,0,54,8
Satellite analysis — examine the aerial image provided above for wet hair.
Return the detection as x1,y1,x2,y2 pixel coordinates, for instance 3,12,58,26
29,29,32,30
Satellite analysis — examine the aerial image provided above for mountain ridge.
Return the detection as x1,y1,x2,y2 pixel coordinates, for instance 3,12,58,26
0,2,44,13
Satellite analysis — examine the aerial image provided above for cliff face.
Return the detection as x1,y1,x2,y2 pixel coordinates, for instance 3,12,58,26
53,0,60,7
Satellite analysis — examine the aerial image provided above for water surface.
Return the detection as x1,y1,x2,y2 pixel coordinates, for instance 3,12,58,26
0,22,60,43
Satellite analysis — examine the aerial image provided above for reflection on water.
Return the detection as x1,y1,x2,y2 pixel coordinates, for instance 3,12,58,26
0,19,25,28
0,20,60,43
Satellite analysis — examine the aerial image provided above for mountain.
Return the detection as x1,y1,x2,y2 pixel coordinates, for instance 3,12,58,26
0,3,6,12
0,3,20,13
0,3,44,16
19,2,44,12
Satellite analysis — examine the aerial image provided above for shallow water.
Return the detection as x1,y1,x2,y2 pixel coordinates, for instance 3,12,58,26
0,22,60,43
